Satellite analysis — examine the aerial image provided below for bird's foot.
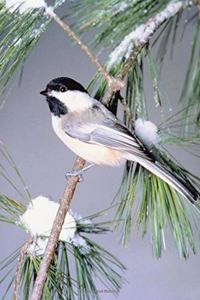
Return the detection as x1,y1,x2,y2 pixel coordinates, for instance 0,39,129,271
65,164,94,182
65,169,85,182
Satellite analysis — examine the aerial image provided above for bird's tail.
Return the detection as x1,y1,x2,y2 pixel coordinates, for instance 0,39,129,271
126,154,199,203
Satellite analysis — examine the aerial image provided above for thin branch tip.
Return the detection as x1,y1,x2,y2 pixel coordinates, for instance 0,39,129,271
45,7,112,85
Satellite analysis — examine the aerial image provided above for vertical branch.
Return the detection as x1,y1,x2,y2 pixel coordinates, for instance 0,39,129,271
102,44,146,122
103,0,184,106
14,238,33,300
30,157,85,300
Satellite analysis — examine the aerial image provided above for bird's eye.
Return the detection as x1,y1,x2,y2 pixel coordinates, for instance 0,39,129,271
60,86,67,92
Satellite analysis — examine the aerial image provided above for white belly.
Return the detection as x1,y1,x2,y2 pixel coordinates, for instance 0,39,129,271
51,115,124,166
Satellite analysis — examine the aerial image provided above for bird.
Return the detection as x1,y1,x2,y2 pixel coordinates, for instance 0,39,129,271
40,76,199,203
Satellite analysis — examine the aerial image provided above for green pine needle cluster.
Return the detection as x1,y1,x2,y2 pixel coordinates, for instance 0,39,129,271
87,41,200,257
158,106,200,157
179,18,200,128
0,142,31,203
0,199,126,300
1,241,125,300
0,0,66,101
0,145,125,299
112,53,200,257
70,0,172,50
114,159,200,258
0,194,25,224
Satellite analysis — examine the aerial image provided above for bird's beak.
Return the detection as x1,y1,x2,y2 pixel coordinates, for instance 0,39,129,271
40,89,48,96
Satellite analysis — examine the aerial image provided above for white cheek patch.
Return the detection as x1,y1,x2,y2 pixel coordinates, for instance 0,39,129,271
50,90,68,103
50,90,93,112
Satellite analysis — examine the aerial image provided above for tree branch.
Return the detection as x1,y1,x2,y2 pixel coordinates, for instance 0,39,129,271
107,1,184,69
30,157,85,300
45,7,124,91
102,43,145,119
103,0,184,117
14,238,33,300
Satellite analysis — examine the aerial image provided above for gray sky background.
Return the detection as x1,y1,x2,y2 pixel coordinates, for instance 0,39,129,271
0,5,200,300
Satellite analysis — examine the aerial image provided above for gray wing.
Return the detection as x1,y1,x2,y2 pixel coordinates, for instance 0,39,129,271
64,101,150,159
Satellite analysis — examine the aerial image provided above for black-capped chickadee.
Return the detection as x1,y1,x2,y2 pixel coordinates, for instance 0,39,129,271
40,77,199,203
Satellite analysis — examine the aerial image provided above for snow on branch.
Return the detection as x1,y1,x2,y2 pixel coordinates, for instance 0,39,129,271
30,157,86,300
5,0,47,14
108,1,183,69
19,195,91,256
19,196,76,242
135,118,160,148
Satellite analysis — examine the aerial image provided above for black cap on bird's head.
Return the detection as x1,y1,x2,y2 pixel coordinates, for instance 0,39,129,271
40,77,88,97
40,77,89,117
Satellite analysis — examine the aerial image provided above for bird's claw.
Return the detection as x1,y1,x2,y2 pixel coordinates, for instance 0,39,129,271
65,170,84,182
65,164,94,182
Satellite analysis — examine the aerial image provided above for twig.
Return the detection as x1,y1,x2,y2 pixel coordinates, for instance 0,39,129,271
13,238,33,300
103,0,184,107
30,157,85,300
102,44,146,128
108,1,184,69
118,44,145,82
79,17,97,30
45,7,123,90
45,7,125,93
102,44,145,122
118,44,146,124
103,1,184,117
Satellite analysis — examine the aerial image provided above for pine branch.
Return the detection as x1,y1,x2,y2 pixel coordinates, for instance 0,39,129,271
45,7,124,91
30,157,85,300
0,192,125,299
107,1,184,69
103,1,185,113
113,59,200,254
102,44,145,107
0,0,65,98
72,0,173,50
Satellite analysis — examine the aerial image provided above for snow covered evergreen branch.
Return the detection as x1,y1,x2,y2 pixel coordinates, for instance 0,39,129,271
108,1,184,68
